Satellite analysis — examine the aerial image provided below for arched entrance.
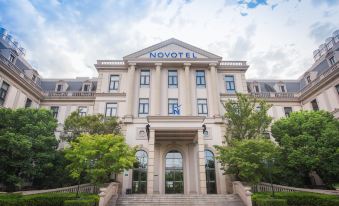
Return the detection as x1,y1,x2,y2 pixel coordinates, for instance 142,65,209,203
132,150,148,193
205,150,217,194
165,150,184,194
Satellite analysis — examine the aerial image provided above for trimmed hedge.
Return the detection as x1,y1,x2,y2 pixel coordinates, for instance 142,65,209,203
0,193,98,206
254,198,287,206
252,192,339,206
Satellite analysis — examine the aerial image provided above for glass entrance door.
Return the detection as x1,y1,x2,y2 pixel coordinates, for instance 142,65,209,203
132,150,148,193
165,150,184,194
205,150,217,194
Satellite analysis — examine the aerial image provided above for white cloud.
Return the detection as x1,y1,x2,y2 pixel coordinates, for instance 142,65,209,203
0,0,338,79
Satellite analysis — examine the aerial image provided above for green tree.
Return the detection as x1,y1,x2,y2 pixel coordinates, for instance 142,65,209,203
64,134,136,192
223,93,272,143
215,139,280,184
271,110,339,186
62,111,120,141
0,108,58,191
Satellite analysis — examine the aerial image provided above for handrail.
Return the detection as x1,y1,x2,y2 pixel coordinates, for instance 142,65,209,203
45,91,95,97
252,182,339,196
232,181,252,206
16,183,99,195
99,182,119,206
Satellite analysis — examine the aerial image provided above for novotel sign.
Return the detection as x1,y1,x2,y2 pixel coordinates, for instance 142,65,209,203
149,51,198,59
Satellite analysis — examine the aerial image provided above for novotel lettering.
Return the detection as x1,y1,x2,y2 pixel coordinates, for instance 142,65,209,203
149,51,197,59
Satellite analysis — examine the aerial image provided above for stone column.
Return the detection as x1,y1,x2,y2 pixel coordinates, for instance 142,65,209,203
147,129,155,194
197,129,207,194
184,63,192,115
155,63,162,115
126,63,136,118
209,63,219,117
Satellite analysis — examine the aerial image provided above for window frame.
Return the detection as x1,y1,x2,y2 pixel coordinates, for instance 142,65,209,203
138,98,149,117
25,98,32,108
50,106,59,119
284,107,292,117
0,81,10,106
109,75,120,92
83,83,91,92
280,85,286,93
9,54,15,63
56,84,63,92
140,70,150,87
335,84,339,95
306,75,311,83
225,75,236,93
196,70,206,88
168,70,178,88
311,99,319,111
329,56,335,66
78,106,88,116
168,98,179,115
197,98,208,116
105,103,118,117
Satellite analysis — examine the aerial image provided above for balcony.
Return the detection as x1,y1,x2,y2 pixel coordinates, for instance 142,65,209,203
250,92,298,101
43,91,95,100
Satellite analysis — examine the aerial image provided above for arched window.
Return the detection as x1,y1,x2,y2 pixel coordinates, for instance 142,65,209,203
205,150,216,194
165,150,184,194
132,150,148,193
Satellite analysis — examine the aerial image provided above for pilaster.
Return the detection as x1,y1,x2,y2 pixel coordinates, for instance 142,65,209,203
197,129,207,194
147,129,155,194
125,63,136,119
184,63,192,115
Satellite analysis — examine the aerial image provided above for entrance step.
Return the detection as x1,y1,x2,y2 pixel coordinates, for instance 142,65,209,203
115,194,245,206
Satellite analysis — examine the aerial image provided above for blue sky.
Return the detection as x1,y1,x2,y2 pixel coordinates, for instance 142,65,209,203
0,0,338,79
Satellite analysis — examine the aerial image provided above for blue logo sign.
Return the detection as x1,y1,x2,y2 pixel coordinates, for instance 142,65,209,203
173,105,181,115
149,52,197,59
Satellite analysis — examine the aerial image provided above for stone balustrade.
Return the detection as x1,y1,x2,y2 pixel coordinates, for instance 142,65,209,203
45,91,95,97
232,181,252,206
99,182,119,206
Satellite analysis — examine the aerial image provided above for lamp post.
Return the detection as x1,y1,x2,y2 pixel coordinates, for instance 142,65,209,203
262,158,275,198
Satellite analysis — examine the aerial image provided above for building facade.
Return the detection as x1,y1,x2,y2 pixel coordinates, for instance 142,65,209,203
1,27,339,195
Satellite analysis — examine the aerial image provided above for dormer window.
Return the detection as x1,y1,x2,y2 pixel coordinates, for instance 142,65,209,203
306,75,311,83
9,54,15,63
56,84,63,92
329,56,336,66
280,85,286,93
32,75,36,82
83,83,91,92
254,84,260,93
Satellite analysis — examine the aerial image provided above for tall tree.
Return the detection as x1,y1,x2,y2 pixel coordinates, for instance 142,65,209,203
0,108,58,191
65,134,136,195
223,93,272,143
271,110,339,187
62,111,120,142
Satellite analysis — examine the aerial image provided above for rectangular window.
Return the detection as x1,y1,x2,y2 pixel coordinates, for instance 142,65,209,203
0,81,9,106
25,98,32,108
9,54,15,63
83,84,91,92
168,98,179,115
140,70,150,87
280,85,286,93
329,56,335,66
109,75,119,91
225,75,236,93
254,85,260,93
32,75,36,82
78,106,87,116
168,70,178,88
56,84,63,92
306,76,311,83
196,70,206,87
51,106,59,119
311,99,319,111
336,84,339,95
138,98,149,117
106,103,118,117
197,99,208,116
284,107,292,117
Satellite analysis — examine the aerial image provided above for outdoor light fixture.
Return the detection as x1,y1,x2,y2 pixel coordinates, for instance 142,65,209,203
202,124,206,134
146,124,150,141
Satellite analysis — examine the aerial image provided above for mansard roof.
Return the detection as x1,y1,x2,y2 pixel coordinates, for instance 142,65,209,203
123,38,222,60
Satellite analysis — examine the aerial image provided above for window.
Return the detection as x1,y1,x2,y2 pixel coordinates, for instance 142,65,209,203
284,107,292,117
138,98,149,117
32,75,36,82
9,54,15,63
168,70,178,88
83,84,91,92
78,106,87,116
254,85,260,93
336,84,339,95
109,75,119,91
56,84,63,92
196,70,206,87
0,81,10,106
306,76,311,83
329,56,336,66
106,103,118,117
25,98,32,108
280,85,286,93
225,75,236,93
168,98,179,115
205,150,216,194
311,99,319,111
197,99,208,116
132,150,148,194
140,70,150,87
51,106,59,119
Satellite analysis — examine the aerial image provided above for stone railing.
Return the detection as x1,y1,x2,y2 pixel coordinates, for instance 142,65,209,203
252,182,339,196
99,182,119,206
250,92,298,99
18,183,99,195
97,60,125,65
220,61,248,67
45,91,95,97
232,181,252,206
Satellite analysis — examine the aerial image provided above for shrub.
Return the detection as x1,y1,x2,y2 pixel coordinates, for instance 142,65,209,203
252,192,339,206
254,198,287,206
64,199,97,206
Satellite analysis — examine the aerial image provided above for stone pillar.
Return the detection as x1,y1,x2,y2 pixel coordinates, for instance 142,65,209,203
147,129,155,194
184,63,192,115
155,63,162,115
126,63,136,118
197,129,207,194
209,63,219,117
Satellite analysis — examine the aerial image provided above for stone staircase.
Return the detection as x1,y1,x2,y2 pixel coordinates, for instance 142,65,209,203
115,194,245,206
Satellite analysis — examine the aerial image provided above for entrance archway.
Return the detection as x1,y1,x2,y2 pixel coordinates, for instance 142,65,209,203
132,150,148,193
205,150,217,194
165,150,184,194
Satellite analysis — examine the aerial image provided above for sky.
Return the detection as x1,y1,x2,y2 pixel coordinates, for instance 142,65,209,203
0,0,338,80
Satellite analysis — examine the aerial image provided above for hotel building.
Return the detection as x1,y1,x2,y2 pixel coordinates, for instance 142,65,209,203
0,27,338,195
